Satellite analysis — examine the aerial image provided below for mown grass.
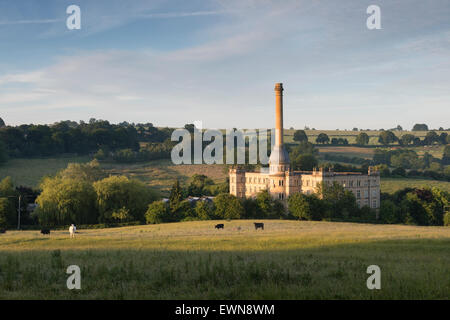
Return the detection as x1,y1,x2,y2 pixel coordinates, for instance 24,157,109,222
0,220,448,299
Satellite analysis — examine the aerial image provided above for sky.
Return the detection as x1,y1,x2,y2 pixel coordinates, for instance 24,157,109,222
0,0,449,130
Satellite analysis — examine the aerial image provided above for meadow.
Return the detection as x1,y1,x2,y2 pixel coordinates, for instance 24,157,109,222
381,178,450,193
0,220,448,299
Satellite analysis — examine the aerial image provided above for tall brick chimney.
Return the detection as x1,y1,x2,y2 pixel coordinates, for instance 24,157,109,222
269,83,290,174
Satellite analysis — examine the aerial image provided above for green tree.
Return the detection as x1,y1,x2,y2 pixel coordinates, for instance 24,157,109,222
399,134,415,146
93,175,158,223
356,132,370,145
0,198,13,228
293,130,308,143
255,190,273,218
317,182,358,219
187,174,214,196
58,160,106,183
288,193,324,220
316,133,330,144
378,130,397,145
0,177,17,226
145,201,169,224
0,117,5,127
213,193,244,219
379,200,398,224
36,177,97,226
169,180,183,213
195,200,214,220
0,140,8,164
412,124,428,131
442,145,450,165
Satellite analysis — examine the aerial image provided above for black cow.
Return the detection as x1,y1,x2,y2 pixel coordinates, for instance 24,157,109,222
0,229,6,234
254,223,264,230
41,229,51,235
215,224,224,229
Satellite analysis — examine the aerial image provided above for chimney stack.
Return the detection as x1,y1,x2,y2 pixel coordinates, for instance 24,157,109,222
274,83,284,147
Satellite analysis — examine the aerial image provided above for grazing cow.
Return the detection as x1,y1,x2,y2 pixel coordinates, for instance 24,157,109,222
215,223,224,229
0,229,6,234
69,224,76,238
41,229,50,235
254,223,264,230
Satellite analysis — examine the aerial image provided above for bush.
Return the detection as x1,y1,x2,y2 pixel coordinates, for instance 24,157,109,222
379,200,398,224
288,193,324,221
444,212,450,226
145,201,169,224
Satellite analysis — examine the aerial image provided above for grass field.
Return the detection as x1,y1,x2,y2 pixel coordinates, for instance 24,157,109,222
0,156,92,187
0,220,448,299
101,159,228,196
381,178,450,194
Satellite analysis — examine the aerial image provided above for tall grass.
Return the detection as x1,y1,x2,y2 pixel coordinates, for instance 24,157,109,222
0,220,448,299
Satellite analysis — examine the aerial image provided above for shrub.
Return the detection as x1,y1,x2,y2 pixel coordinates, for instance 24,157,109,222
145,201,169,224
379,200,398,224
444,212,450,226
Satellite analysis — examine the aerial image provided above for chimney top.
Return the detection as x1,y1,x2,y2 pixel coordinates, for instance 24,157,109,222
275,83,283,91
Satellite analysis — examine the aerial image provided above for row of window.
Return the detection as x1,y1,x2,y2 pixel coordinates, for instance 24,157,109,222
357,199,378,208
356,190,378,199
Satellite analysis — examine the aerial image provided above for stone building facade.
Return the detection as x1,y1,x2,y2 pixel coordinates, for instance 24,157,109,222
229,83,380,209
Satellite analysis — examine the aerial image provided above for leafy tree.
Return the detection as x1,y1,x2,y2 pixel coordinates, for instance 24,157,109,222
58,160,105,183
412,124,428,131
0,177,17,226
169,180,183,213
195,200,214,220
439,132,448,145
444,212,450,226
36,177,97,226
423,131,439,145
186,174,214,196
288,193,324,220
213,193,244,219
93,175,158,223
356,132,370,145
402,193,429,225
0,198,9,228
0,140,8,164
0,117,5,127
145,201,169,224
379,200,398,224
316,133,330,144
291,154,318,171
378,130,397,145
443,146,450,165
399,134,415,146
317,182,358,219
293,130,308,143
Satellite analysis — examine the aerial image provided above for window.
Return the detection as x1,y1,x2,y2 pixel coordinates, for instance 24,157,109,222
364,190,368,198
357,190,361,199
372,199,377,208
357,180,361,187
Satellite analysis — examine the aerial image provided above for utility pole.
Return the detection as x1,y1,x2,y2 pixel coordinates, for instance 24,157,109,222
17,195,21,230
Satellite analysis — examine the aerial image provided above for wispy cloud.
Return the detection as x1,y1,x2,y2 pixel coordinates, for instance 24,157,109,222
0,18,63,26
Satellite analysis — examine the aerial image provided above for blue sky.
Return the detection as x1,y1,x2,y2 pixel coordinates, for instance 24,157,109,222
0,0,449,130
